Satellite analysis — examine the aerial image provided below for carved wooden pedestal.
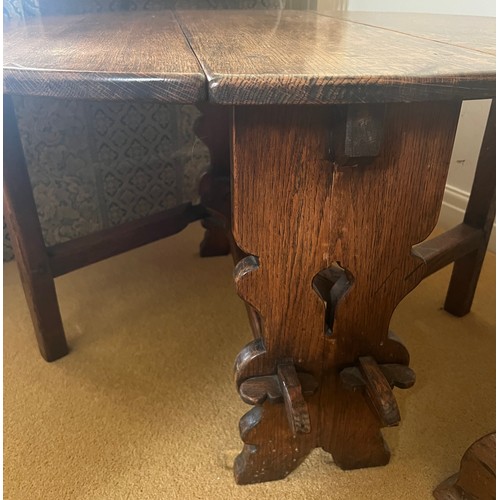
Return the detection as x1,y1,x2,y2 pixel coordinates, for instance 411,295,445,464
230,102,462,484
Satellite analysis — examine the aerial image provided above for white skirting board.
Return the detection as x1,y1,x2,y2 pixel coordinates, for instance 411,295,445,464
439,184,496,253
437,99,495,254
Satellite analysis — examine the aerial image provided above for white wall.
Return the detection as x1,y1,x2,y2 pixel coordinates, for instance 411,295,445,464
347,0,495,16
443,100,494,251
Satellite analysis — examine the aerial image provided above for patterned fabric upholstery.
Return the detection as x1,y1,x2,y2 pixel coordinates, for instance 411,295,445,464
3,0,312,261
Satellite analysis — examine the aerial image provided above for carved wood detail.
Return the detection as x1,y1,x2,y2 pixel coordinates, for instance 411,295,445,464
231,102,461,483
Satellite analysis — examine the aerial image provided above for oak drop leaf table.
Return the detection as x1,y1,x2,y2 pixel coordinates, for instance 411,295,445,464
3,10,495,485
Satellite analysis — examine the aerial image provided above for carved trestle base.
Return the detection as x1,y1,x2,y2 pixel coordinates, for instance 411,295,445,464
230,102,462,484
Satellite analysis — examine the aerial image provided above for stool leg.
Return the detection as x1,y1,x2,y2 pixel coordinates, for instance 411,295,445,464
195,104,231,257
444,99,495,316
3,95,68,361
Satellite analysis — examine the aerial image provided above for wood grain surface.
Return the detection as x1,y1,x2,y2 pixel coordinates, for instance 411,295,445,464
318,11,496,56
47,203,207,277
231,101,461,482
3,95,68,361
434,433,495,500
3,11,206,102
176,10,495,104
4,10,495,103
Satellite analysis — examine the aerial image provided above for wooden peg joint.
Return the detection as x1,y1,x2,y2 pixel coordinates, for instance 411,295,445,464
277,363,311,436
239,363,318,437
340,356,415,427
334,103,386,167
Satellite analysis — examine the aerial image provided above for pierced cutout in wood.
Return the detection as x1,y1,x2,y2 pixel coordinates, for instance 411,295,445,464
312,263,353,335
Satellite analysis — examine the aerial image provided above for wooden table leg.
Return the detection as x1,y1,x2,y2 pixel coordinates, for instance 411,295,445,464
3,95,68,362
444,99,495,316
230,102,461,484
195,104,231,257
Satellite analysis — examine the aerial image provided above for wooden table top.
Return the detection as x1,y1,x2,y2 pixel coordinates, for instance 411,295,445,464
4,10,495,104
318,11,496,56
177,10,495,104
3,11,207,102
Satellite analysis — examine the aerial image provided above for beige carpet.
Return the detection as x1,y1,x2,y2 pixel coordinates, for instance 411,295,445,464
4,225,495,500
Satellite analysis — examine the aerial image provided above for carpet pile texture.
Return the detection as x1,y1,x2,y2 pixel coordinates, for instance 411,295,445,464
4,225,495,499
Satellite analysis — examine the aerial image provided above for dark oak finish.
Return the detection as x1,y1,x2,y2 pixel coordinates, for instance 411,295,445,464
231,101,461,483
239,372,318,406
4,11,206,102
47,204,207,277
318,11,496,56
193,105,269,339
434,433,495,500
277,363,312,436
195,104,232,258
331,103,387,168
3,95,68,361
412,224,484,279
358,356,401,428
340,361,416,391
4,10,496,105
344,104,386,159
176,10,495,104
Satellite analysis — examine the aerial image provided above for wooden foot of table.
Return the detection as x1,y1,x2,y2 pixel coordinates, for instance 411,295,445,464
230,102,461,484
